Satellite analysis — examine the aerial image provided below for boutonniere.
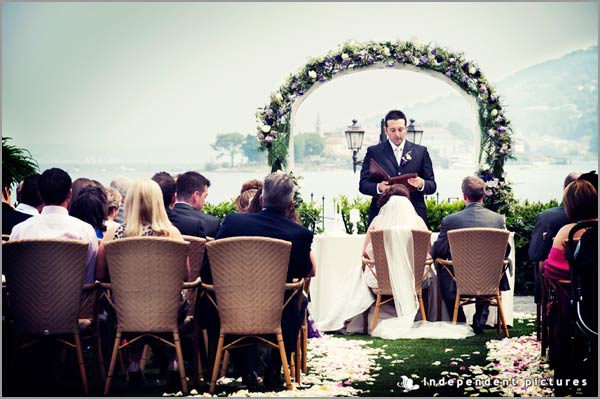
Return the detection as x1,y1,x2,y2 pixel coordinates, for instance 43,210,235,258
400,150,412,167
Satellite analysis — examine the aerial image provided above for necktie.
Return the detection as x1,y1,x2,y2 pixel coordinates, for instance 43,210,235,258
394,146,402,166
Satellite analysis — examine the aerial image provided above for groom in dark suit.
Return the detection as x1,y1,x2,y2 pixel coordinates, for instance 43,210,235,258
200,172,314,389
432,176,510,334
359,109,436,226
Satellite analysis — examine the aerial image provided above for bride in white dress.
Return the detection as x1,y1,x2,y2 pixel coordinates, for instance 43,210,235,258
361,186,473,339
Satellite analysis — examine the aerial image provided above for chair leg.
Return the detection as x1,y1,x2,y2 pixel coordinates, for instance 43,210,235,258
209,335,225,394
496,295,509,337
140,344,151,370
219,350,230,378
173,331,188,394
372,293,382,333
301,317,308,374
192,322,203,382
73,333,89,395
104,331,122,395
277,333,293,390
96,333,106,382
452,294,460,323
418,293,427,322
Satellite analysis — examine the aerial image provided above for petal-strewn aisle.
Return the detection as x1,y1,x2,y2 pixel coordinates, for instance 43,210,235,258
181,335,383,397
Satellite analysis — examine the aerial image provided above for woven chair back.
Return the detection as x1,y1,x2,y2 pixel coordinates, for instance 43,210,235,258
412,229,432,294
448,228,509,296
371,229,431,295
206,236,291,335
2,239,88,336
104,236,189,332
182,235,207,315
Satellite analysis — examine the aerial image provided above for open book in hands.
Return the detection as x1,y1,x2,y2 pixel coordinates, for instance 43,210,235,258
369,159,418,192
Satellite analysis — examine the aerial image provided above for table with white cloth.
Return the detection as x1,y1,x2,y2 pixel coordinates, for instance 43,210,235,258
309,232,515,333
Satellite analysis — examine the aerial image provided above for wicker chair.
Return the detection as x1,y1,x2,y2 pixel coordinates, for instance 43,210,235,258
436,228,510,337
291,278,311,383
361,229,432,333
2,238,98,395
203,236,303,394
181,235,207,383
101,236,200,395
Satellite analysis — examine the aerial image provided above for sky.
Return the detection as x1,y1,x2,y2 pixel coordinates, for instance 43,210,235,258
2,2,598,164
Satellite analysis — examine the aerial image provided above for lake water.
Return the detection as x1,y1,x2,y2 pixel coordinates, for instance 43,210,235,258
36,160,598,224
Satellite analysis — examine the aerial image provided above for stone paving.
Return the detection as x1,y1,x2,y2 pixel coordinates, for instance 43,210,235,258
513,295,536,314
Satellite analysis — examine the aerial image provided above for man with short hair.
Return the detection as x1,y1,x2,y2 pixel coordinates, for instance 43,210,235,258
201,172,314,389
2,175,35,235
432,175,510,334
359,109,437,226
10,168,102,284
151,171,205,238
172,171,220,237
15,173,44,215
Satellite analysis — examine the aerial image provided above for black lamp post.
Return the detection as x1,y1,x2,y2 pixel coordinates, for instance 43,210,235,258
407,118,424,145
344,119,365,173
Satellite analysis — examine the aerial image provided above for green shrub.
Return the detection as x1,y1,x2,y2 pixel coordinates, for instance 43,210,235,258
426,198,466,232
335,195,371,234
203,199,237,224
298,200,324,234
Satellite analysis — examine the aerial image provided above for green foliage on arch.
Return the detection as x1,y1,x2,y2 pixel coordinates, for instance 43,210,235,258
256,40,516,212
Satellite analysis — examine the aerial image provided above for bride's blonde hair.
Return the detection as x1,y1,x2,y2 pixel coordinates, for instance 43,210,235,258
124,178,180,238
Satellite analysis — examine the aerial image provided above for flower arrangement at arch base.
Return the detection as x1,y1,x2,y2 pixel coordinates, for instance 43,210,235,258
256,39,516,210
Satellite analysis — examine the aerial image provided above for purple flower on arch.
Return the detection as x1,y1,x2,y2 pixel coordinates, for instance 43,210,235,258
265,108,274,117
435,54,444,63
461,76,469,83
298,90,304,95
496,126,507,133
445,71,452,77
420,56,429,64
318,74,326,82
368,56,374,64
387,61,395,68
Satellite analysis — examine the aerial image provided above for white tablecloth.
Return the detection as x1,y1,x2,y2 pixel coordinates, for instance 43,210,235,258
309,232,515,332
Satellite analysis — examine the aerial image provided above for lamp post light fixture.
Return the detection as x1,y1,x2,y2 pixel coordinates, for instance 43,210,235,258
344,119,365,174
407,118,424,145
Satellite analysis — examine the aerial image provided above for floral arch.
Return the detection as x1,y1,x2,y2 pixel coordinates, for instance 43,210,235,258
256,40,515,211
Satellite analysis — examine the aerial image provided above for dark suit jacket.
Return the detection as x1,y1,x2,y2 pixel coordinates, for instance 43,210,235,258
528,205,569,262
200,208,314,285
2,202,32,235
359,139,436,225
167,208,206,238
172,202,220,238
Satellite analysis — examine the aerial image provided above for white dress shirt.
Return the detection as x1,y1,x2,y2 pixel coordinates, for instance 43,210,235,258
10,205,99,284
15,203,39,216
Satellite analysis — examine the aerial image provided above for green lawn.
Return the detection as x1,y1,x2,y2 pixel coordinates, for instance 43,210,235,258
344,318,537,397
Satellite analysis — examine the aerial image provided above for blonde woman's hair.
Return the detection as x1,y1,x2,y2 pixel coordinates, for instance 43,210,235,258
124,178,180,238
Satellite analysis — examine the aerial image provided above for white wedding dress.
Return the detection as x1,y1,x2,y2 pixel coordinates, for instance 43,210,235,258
367,197,474,340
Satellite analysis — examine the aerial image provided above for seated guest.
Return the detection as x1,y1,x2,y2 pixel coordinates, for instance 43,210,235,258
2,174,40,234
172,171,220,237
110,175,131,223
15,173,44,216
9,168,104,285
104,187,122,231
69,185,108,239
235,188,257,213
432,176,510,335
543,173,598,282
247,187,263,214
108,178,190,387
151,171,206,238
69,177,95,211
201,172,314,389
529,172,580,304
361,184,429,289
240,179,263,193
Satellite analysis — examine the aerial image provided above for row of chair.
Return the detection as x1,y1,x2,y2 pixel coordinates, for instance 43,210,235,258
3,235,307,395
361,228,511,336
